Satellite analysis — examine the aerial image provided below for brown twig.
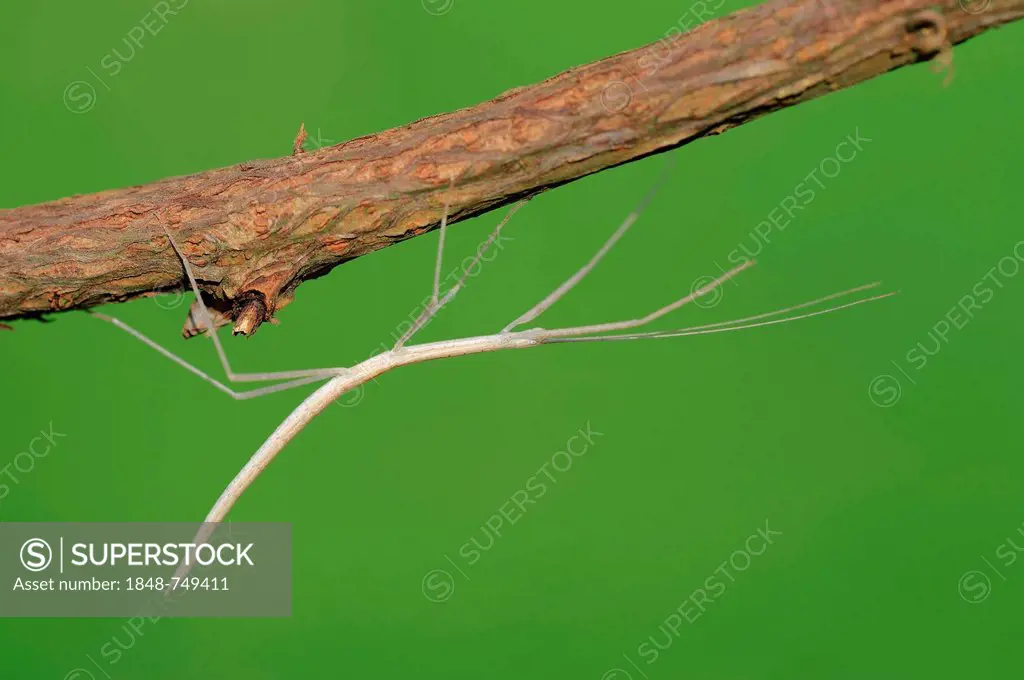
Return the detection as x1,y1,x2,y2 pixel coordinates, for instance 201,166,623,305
291,123,308,156
1,0,1020,334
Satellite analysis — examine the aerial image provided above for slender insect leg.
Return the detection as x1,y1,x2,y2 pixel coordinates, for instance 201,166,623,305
90,311,335,400
503,158,675,333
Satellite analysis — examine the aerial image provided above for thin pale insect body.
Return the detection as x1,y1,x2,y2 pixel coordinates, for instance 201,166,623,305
92,172,896,580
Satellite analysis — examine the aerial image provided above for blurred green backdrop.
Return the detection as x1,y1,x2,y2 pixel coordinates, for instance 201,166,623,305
2,0,1023,678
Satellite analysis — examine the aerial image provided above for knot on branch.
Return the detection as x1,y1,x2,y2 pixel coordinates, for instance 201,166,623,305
180,291,273,338
906,10,948,54
905,10,955,85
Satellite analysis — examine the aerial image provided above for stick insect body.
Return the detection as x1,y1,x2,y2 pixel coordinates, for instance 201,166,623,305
92,174,896,576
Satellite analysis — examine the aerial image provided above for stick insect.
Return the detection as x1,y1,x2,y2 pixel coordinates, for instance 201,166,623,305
91,171,896,577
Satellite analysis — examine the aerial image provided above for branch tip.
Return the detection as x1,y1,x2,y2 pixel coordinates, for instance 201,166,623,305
232,297,267,336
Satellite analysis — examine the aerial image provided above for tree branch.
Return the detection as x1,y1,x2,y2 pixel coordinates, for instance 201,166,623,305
2,0,1020,333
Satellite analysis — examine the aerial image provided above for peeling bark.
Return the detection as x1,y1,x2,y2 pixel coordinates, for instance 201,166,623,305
2,0,1021,334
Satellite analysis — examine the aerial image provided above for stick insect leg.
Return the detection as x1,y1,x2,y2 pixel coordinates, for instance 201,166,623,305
395,198,530,348
502,158,675,333
540,286,899,344
89,312,333,400
528,259,756,340
161,227,351,383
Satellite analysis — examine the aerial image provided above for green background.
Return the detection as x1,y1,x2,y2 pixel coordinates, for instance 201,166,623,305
2,0,1023,677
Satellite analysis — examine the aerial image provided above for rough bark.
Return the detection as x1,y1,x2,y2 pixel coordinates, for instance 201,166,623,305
2,0,1021,334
